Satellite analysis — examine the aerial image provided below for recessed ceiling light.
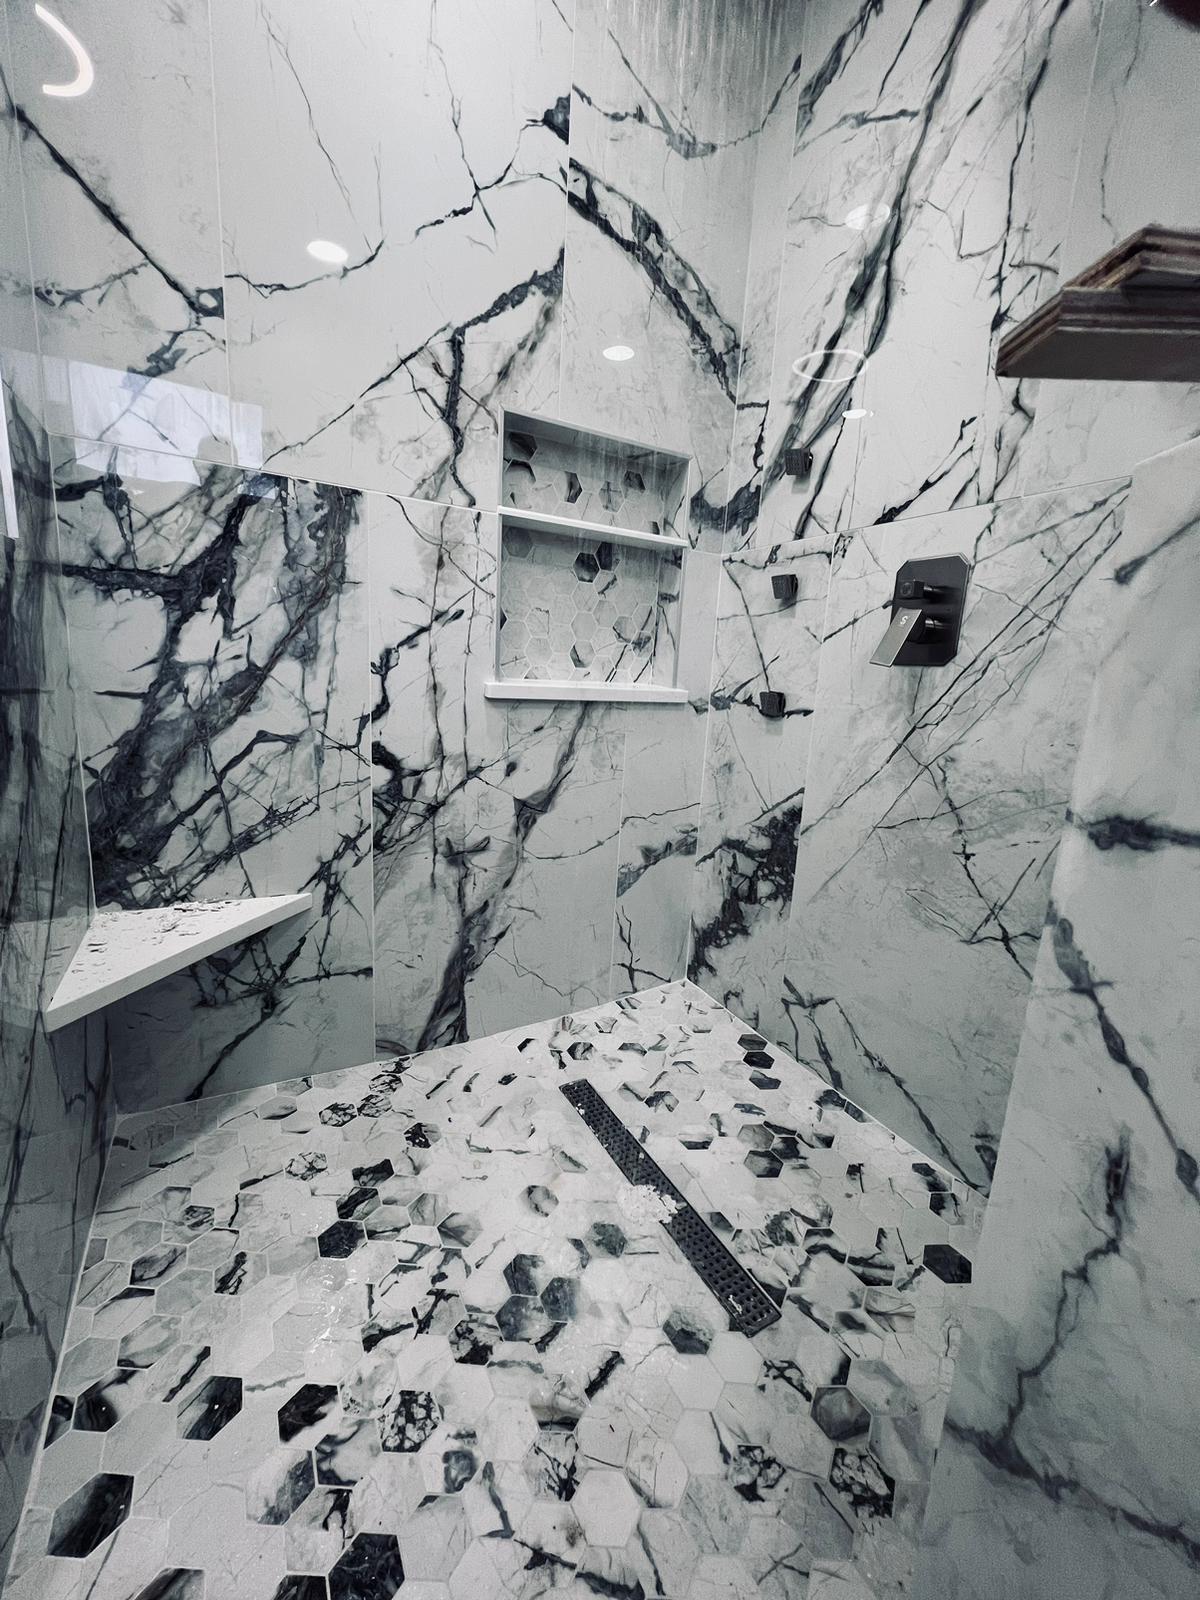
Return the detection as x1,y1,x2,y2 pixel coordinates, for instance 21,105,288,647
791,347,868,384
842,407,872,420
36,4,94,97
603,344,636,362
844,202,890,231
306,239,349,267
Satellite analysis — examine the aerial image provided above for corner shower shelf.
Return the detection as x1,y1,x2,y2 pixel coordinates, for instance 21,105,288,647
996,225,1200,381
44,893,312,1033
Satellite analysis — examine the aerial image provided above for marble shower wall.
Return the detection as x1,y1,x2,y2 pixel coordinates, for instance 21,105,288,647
4,0,789,1090
781,480,1129,1192
368,495,720,1056
689,538,831,1035
737,0,1200,550
51,453,375,1112
913,435,1200,1600
692,0,1200,1193
0,16,111,1577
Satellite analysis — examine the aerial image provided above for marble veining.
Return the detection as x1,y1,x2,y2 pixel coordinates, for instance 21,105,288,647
369,492,718,1058
562,0,794,551
51,449,374,1110
736,0,1200,554
782,477,1131,1193
912,437,1200,1600
7,981,982,1600
212,0,573,501
689,539,832,1044
1,0,233,460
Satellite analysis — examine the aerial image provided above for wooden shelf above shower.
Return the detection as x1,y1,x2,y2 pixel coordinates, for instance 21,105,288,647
44,894,312,1032
996,225,1200,381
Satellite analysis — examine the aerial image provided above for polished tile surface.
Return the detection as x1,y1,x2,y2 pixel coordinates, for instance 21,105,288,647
52,450,374,1110
8,983,982,1600
914,438,1200,1600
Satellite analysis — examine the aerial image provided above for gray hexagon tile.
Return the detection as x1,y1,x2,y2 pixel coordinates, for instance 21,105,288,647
7,980,982,1600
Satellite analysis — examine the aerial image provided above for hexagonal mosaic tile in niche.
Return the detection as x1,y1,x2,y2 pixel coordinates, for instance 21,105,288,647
498,524,681,686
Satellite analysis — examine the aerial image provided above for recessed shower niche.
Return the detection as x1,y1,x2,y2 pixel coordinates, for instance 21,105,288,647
486,410,691,703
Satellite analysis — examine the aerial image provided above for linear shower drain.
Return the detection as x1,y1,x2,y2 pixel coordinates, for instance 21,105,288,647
560,1079,781,1337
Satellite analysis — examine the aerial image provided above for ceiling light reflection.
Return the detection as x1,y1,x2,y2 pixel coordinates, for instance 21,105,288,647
791,347,868,384
844,202,890,231
36,4,94,97
842,407,872,420
603,344,636,362
306,239,349,267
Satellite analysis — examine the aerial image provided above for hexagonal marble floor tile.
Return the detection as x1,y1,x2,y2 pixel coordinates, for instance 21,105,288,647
8,980,982,1600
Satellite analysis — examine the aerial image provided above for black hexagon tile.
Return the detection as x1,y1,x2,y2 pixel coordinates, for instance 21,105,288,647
177,1375,243,1440
46,1472,134,1558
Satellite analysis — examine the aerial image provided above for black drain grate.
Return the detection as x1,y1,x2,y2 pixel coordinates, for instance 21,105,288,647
560,1079,780,1337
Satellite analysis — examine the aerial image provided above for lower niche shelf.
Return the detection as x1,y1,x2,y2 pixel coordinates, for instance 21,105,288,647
44,894,313,1033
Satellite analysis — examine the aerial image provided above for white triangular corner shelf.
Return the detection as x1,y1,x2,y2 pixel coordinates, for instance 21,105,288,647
44,894,313,1033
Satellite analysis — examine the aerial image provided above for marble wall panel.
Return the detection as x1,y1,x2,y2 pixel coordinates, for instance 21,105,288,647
781,478,1130,1192
613,547,720,991
1015,0,1200,497
753,0,1065,545
369,495,713,1054
743,0,1200,552
561,0,788,549
3,0,232,461
723,4,807,551
688,539,832,1042
369,493,619,1050
51,448,374,1109
211,0,572,501
914,436,1200,1600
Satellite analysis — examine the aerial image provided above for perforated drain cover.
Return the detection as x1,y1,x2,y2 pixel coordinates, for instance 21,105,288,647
560,1079,781,1337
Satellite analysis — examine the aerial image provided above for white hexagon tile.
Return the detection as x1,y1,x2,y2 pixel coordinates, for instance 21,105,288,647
6,981,983,1600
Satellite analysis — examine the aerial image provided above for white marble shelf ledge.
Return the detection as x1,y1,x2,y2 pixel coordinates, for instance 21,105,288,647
500,506,689,551
43,894,312,1033
484,679,688,703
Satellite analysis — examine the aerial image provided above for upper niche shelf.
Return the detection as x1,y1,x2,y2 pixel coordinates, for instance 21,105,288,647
997,225,1200,381
44,894,312,1032
501,409,690,541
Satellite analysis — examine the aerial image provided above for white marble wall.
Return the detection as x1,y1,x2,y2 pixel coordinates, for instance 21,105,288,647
3,0,789,1085
692,0,1200,1192
913,434,1200,1600
782,480,1130,1192
688,538,832,1038
369,493,720,1055
52,452,375,1111
740,0,1200,552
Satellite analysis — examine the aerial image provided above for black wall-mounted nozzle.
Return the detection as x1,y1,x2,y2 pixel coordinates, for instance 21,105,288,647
770,573,799,602
759,690,786,718
784,448,814,478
